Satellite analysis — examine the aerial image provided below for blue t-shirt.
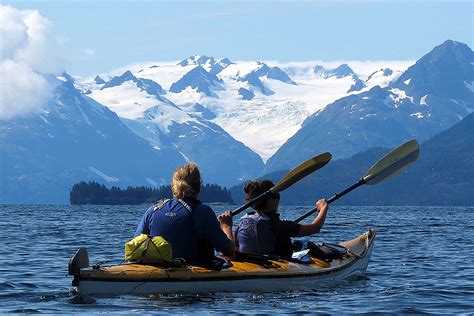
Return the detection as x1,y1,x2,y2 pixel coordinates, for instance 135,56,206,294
134,198,231,260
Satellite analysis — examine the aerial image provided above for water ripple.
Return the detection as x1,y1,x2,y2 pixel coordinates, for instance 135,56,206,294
0,205,473,313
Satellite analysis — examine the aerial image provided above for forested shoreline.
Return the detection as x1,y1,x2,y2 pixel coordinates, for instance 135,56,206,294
70,181,233,205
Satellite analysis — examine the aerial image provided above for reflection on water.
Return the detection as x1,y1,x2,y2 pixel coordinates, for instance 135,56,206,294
0,204,473,313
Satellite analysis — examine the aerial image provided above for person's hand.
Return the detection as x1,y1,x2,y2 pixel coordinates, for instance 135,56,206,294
218,210,233,228
316,199,328,213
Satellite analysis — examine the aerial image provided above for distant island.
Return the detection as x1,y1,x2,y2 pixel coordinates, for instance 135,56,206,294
70,181,233,205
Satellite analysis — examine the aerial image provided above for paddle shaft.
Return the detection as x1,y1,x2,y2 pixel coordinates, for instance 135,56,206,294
294,140,419,223
294,179,366,223
231,190,271,216
231,152,333,217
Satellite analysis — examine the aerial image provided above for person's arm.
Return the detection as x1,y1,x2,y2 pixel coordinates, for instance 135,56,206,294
217,211,236,258
297,199,328,237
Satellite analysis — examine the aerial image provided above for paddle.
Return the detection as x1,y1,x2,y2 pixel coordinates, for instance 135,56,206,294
231,152,332,217
294,139,420,223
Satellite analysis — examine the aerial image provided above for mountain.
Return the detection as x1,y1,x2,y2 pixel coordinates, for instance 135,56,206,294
102,70,165,95
237,73,274,96
314,64,354,79
186,103,216,120
169,66,224,97
236,62,296,97
0,75,183,204
367,68,393,81
393,40,473,100
365,68,402,88
119,106,264,187
316,64,366,92
87,72,264,187
232,112,473,206
94,75,106,84
249,62,296,85
314,64,367,93
265,40,473,173
164,117,264,186
347,77,366,93
389,111,473,205
178,55,232,75
238,87,255,100
114,56,402,161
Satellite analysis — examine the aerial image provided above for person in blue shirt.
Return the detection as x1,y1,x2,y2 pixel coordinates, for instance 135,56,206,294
235,179,329,258
135,162,235,263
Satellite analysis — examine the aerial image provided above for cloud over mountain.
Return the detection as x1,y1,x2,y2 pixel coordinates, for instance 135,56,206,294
0,5,63,119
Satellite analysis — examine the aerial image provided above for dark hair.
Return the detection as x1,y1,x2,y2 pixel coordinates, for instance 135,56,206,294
244,179,275,211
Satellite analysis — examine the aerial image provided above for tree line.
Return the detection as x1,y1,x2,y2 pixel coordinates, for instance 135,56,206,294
70,181,233,205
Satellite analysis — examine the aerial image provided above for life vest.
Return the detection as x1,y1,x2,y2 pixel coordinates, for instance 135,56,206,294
147,198,199,260
236,213,277,254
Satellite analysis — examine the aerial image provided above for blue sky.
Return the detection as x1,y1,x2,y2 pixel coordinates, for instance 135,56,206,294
3,0,473,76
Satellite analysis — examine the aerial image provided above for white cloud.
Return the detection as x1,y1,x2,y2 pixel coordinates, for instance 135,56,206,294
0,60,55,119
0,5,63,120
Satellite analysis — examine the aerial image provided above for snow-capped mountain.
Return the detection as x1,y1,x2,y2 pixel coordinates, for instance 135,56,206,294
116,56,397,160
178,55,232,75
5,40,469,205
314,64,367,93
393,40,473,100
5,37,469,204
94,75,106,84
170,66,224,97
314,64,355,79
87,70,264,186
0,75,184,204
265,40,474,173
236,62,296,97
102,70,165,96
362,68,404,93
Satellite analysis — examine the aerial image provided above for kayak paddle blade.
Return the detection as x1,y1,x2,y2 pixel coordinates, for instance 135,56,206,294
271,152,332,193
363,139,419,185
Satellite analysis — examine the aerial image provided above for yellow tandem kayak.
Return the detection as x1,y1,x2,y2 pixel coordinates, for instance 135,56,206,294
68,228,375,296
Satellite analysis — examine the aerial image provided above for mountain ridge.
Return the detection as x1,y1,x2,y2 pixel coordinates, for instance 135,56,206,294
264,39,473,173
231,112,474,206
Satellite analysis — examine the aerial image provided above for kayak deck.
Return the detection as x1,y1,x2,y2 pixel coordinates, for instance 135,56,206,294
69,228,375,295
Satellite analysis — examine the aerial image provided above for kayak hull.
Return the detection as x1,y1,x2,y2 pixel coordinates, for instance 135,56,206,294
70,229,375,296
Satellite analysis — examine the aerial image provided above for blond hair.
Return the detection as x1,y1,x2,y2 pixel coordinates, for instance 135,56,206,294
171,162,201,199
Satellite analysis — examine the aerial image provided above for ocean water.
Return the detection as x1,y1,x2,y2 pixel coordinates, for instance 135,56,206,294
0,204,473,314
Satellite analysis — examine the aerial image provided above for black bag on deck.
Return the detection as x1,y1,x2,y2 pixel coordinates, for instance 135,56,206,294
306,241,347,262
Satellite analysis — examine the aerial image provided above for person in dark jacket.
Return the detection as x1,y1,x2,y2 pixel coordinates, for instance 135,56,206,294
235,179,328,258
135,162,235,262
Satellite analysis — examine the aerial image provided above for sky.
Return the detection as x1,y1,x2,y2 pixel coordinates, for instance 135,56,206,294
1,0,473,77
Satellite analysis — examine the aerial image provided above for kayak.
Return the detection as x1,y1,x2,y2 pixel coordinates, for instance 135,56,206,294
68,228,375,296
